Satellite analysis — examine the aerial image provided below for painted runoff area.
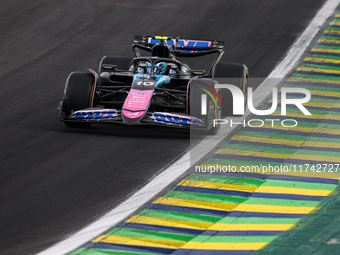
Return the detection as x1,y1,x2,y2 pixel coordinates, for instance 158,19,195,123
38,1,340,254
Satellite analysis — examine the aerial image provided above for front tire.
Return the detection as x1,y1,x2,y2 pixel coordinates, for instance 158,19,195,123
61,72,95,127
190,79,221,135
213,62,248,117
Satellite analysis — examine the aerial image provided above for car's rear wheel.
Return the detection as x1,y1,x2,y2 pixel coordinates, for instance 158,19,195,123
98,56,132,74
213,62,248,116
61,72,95,127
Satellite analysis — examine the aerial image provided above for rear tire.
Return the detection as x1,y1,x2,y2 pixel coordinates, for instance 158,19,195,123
213,62,248,116
61,72,95,128
98,56,132,73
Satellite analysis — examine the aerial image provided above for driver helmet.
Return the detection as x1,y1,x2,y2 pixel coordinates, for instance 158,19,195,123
153,62,167,75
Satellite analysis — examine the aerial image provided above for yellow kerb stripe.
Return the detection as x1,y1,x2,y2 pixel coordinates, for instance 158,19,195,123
268,99,340,108
304,56,340,63
324,30,340,35
152,197,238,211
178,179,258,192
296,66,340,74
271,110,340,121
231,135,304,146
182,242,268,250
256,185,332,196
289,77,340,88
311,48,340,54
302,141,340,149
126,215,211,230
216,148,290,159
261,123,313,133
92,235,185,249
234,203,316,214
312,128,340,135
317,39,340,44
210,223,295,231
232,135,340,149
289,153,340,163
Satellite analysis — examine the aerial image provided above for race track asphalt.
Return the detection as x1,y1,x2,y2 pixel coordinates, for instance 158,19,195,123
0,0,326,254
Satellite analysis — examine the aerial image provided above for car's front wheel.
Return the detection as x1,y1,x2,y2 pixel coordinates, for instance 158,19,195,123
189,78,221,135
60,71,95,127
213,62,248,117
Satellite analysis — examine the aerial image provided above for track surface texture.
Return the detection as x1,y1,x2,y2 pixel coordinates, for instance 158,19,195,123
0,0,326,254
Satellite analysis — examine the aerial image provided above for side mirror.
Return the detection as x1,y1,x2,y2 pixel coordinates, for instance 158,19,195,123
102,64,117,71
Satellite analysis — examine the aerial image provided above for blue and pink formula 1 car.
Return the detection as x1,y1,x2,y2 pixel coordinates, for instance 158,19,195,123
58,35,248,134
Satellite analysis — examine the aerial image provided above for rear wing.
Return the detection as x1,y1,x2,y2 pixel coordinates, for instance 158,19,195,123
132,35,225,74
133,35,224,57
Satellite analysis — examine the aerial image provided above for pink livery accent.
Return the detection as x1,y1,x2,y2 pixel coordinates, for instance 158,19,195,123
87,69,98,107
183,40,190,47
122,110,145,119
122,89,153,119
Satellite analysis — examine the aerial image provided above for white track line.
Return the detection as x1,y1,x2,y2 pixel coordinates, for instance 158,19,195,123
37,1,340,254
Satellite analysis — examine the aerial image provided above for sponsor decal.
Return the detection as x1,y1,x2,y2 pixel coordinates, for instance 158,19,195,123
153,113,202,126
72,109,118,119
